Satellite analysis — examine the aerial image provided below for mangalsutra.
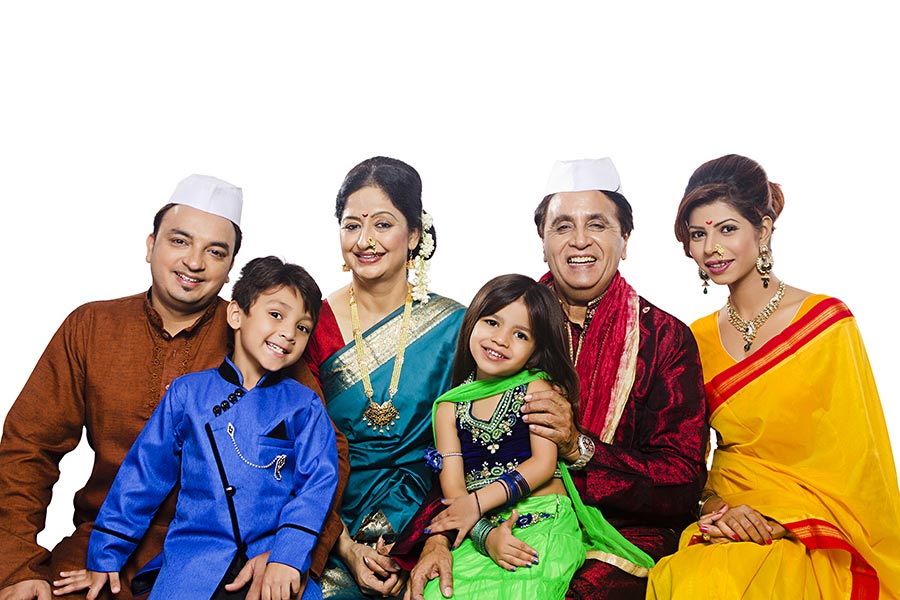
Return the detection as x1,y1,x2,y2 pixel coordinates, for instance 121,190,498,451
350,285,412,433
726,281,786,352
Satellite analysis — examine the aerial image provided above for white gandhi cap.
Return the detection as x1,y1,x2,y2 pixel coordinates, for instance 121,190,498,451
544,158,622,196
169,174,243,226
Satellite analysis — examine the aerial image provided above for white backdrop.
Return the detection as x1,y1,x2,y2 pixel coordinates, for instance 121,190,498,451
1,2,896,551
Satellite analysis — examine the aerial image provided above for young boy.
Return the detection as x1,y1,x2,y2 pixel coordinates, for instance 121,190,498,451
84,256,338,600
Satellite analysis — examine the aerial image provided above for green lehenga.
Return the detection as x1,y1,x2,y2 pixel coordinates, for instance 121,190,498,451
424,370,654,600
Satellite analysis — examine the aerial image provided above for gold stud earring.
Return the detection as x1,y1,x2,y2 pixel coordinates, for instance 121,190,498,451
342,264,350,272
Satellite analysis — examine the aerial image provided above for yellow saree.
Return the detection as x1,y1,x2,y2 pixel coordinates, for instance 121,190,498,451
648,295,900,599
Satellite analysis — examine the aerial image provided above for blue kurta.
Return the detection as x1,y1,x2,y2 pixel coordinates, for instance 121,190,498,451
88,357,339,599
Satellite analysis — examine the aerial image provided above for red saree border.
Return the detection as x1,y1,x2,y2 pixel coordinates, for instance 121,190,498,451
686,518,880,598
785,518,880,600
707,297,852,415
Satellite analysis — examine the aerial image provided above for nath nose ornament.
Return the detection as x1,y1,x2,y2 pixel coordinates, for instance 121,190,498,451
367,237,377,251
714,244,725,258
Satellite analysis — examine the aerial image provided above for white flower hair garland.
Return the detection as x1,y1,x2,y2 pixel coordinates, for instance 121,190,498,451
411,211,434,303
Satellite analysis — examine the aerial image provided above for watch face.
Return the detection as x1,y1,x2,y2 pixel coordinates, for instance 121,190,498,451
579,434,595,453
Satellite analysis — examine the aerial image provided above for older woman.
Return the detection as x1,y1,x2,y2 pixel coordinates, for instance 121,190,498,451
305,157,465,599
648,154,900,598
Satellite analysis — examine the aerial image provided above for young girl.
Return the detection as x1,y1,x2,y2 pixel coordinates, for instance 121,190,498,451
423,274,653,599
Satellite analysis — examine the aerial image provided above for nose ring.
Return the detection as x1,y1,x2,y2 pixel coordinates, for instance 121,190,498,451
367,237,377,251
714,244,725,258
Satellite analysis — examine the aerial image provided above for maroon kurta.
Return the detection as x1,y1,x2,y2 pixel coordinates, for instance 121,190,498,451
0,292,348,598
393,280,707,600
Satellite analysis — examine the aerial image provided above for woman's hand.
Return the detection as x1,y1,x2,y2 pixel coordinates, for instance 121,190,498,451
484,510,539,571
700,503,784,545
521,385,579,462
338,532,403,597
425,494,480,549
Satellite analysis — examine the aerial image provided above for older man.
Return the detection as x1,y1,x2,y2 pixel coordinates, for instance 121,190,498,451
399,159,708,600
0,175,347,600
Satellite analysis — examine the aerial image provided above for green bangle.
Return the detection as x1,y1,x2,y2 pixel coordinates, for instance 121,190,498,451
470,517,496,556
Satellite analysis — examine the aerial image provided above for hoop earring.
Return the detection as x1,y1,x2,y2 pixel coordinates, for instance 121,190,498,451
756,245,773,288
698,268,710,294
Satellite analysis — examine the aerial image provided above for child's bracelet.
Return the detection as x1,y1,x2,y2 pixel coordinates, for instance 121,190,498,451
470,517,495,556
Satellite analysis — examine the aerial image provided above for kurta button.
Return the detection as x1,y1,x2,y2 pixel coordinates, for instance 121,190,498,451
165,384,170,390
225,486,235,497
234,389,245,397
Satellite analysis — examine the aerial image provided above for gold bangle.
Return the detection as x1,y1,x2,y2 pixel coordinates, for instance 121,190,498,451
697,492,716,518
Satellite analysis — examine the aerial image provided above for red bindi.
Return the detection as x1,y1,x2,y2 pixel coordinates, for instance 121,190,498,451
705,220,713,225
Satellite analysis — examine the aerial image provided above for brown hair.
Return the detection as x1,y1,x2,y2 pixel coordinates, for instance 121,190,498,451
674,154,785,256
452,274,580,416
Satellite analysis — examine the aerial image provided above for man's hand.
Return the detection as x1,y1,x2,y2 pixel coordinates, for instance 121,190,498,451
0,580,51,600
521,385,579,462
403,535,452,600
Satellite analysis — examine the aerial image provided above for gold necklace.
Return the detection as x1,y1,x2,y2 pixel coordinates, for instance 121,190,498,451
726,281,786,352
349,285,413,433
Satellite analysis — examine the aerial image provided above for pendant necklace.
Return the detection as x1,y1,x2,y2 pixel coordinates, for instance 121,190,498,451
726,281,786,352
350,284,413,433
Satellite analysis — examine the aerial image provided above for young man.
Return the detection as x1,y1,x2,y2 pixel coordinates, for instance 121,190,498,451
0,176,347,600
85,257,338,600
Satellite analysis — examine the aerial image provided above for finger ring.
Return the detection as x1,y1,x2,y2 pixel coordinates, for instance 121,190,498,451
701,532,711,542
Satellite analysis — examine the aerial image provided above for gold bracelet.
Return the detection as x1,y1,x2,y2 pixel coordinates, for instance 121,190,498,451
697,491,716,518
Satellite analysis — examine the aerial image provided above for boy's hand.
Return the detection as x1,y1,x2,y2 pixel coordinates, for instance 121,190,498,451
51,570,118,599
86,572,118,600
261,562,301,600
484,510,539,571
426,493,480,549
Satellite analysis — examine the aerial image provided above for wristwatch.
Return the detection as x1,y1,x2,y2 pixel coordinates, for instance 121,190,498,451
568,434,595,470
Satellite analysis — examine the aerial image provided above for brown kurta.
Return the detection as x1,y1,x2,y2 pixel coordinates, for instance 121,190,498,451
0,291,348,598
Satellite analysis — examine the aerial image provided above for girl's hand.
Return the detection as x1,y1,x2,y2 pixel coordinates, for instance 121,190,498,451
700,503,779,545
261,562,302,600
426,494,480,549
484,510,539,571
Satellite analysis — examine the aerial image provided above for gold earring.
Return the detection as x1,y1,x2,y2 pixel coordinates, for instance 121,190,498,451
342,264,350,272
699,268,710,294
756,245,773,288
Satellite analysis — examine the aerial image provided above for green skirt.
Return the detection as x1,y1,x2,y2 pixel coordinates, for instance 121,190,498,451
423,494,585,600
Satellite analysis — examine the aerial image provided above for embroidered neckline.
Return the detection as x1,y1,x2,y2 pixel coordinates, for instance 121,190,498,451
457,384,526,454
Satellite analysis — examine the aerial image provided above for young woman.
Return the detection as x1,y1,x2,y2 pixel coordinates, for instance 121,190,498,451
424,274,653,599
648,154,900,598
